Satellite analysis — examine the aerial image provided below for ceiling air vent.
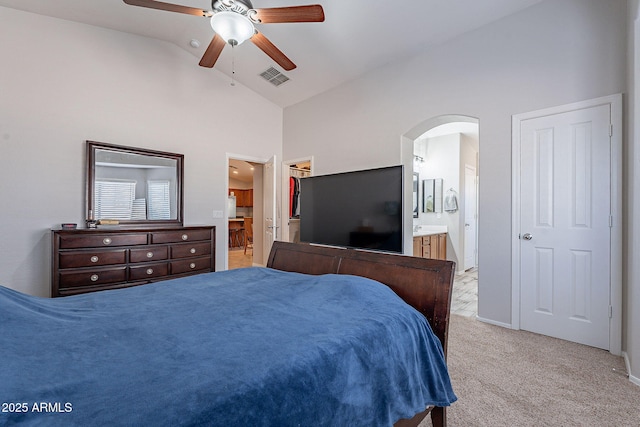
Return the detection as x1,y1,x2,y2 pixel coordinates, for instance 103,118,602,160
260,67,290,87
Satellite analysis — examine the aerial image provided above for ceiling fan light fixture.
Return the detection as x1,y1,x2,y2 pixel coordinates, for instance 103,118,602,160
210,11,255,45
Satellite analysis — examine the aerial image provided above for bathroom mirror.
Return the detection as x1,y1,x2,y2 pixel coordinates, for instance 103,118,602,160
86,141,183,226
413,173,419,218
423,178,443,213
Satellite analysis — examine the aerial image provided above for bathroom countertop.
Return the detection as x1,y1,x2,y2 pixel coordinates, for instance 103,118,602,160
412,225,448,237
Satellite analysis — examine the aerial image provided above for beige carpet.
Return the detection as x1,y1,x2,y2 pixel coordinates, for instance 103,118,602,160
424,315,640,426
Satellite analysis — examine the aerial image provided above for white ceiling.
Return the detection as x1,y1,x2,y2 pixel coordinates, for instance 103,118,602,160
229,159,255,183
424,122,479,152
0,0,543,107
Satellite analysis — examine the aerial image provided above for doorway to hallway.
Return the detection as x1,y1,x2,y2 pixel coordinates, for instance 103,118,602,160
227,158,256,270
225,154,276,270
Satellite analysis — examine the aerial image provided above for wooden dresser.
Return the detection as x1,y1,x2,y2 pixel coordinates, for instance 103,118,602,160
51,226,215,297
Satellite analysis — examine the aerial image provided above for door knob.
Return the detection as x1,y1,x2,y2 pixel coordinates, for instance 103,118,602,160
522,233,533,241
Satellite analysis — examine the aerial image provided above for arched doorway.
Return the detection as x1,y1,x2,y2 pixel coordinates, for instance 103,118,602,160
402,115,479,317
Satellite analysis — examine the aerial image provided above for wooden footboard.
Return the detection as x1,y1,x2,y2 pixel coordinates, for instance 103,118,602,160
266,241,455,427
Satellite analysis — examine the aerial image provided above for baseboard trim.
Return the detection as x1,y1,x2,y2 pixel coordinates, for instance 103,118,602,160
475,316,513,329
623,352,640,387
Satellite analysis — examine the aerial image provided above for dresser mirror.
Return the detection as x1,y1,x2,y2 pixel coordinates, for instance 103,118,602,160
86,141,184,226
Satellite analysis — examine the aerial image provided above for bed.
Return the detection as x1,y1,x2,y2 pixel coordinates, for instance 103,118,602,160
0,241,456,427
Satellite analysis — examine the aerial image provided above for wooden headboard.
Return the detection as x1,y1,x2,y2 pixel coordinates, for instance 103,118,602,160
266,241,456,356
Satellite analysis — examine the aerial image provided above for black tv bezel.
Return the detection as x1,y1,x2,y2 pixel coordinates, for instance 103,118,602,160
299,165,404,254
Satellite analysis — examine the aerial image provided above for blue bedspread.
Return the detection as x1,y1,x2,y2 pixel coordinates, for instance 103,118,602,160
0,267,456,426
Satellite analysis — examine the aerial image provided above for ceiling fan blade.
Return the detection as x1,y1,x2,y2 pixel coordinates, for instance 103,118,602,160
199,34,226,68
251,5,325,23
123,0,212,17
250,32,296,71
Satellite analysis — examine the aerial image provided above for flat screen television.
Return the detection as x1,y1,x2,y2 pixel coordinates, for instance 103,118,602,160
299,165,403,253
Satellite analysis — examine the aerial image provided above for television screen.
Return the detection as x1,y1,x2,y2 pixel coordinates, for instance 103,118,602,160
300,165,403,253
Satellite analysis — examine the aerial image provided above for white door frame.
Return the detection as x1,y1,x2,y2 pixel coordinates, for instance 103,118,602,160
511,94,622,355
263,155,278,258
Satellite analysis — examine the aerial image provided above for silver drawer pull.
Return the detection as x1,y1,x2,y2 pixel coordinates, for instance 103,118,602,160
103,238,112,245
90,256,99,263
189,263,196,269
90,274,99,282
146,252,154,258
146,268,154,275
190,248,196,254
182,234,188,241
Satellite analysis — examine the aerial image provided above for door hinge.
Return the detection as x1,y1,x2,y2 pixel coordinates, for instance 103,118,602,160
609,215,614,228
609,124,613,137
609,305,613,318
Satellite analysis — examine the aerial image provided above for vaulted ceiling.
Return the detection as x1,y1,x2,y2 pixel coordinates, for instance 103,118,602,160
0,0,543,107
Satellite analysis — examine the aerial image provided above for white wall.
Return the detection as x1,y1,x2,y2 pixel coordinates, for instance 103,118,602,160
0,7,283,297
414,134,462,266
283,0,634,373
626,0,640,385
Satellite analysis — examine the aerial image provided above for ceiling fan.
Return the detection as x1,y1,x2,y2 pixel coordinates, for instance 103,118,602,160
123,0,325,71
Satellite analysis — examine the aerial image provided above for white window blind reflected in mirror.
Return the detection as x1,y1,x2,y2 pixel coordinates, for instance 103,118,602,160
95,180,136,220
147,180,171,220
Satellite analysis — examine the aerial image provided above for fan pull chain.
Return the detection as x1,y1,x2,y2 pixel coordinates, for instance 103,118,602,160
230,43,236,87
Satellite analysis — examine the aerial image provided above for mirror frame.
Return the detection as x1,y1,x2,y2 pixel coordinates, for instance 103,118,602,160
412,172,419,218
86,141,184,226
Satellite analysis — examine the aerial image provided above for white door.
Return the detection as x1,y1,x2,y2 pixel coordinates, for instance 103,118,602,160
463,165,477,271
519,104,611,350
263,155,277,257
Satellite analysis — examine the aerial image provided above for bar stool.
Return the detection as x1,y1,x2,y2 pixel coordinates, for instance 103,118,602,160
229,222,244,249
234,228,245,248
243,218,253,255
229,227,243,248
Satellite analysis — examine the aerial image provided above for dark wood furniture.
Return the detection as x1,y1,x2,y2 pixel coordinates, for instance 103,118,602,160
243,217,253,254
52,226,215,297
228,219,245,248
266,241,456,427
86,141,184,226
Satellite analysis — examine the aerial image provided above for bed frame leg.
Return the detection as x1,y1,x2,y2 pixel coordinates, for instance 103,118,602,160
430,406,445,427
394,405,446,427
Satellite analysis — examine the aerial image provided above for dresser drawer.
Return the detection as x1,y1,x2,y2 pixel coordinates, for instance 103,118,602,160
130,246,169,263
58,267,127,288
59,249,126,269
58,233,148,249
170,242,212,259
151,229,211,244
52,227,215,297
129,262,169,281
170,256,211,275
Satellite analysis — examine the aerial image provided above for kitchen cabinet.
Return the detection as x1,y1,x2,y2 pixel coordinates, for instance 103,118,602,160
413,233,447,260
229,188,253,207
